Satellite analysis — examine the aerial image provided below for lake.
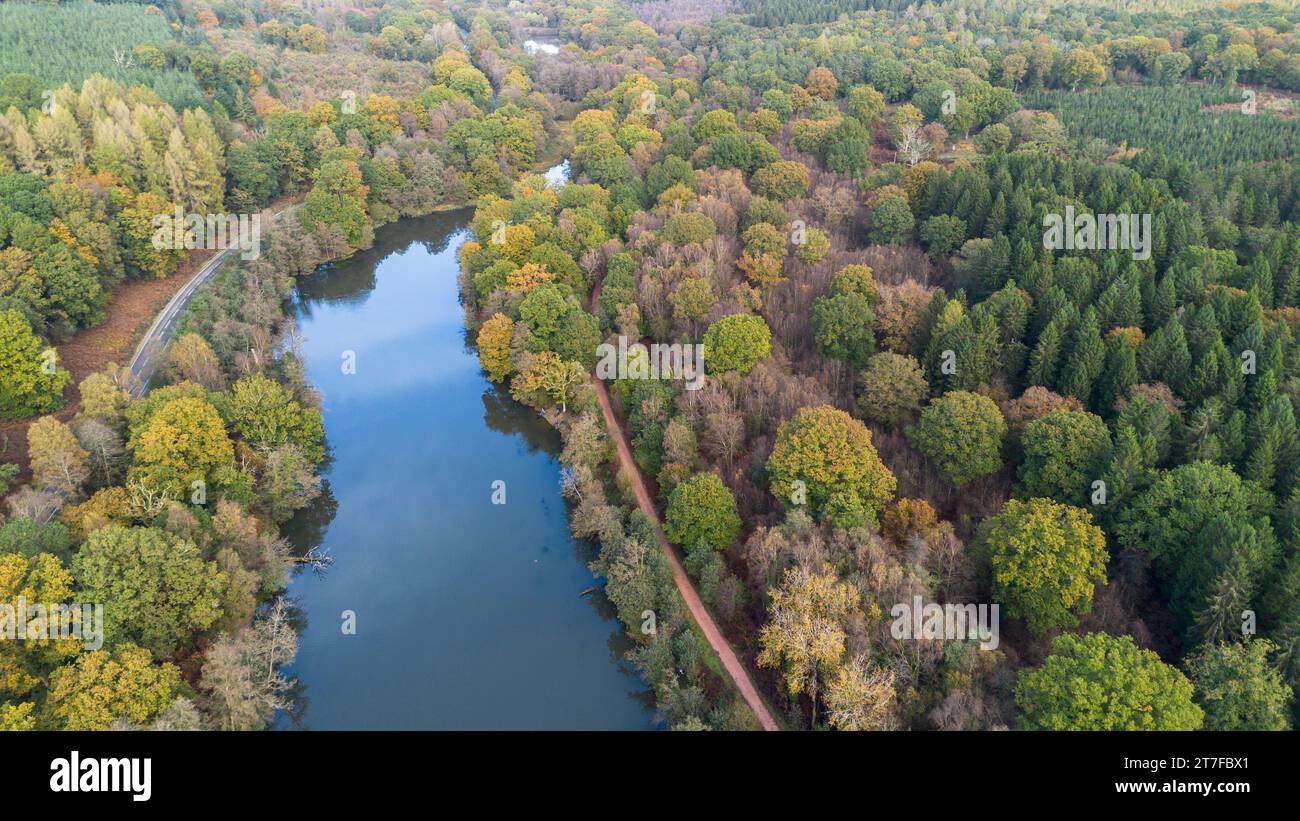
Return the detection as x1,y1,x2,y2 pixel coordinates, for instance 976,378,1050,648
275,190,654,730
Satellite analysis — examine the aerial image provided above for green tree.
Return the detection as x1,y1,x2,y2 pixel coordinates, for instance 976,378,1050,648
979,498,1108,634
908,391,1006,488
73,526,228,658
299,158,368,246
221,374,325,463
919,215,967,262
1094,335,1139,414
0,309,68,418
660,212,717,247
1057,309,1105,401
792,226,830,265
692,109,740,142
1016,633,1203,730
668,277,717,332
812,292,874,367
1185,640,1292,730
1116,462,1278,640
518,285,601,368
510,352,586,413
1016,409,1111,505
664,473,741,553
830,264,877,302
751,160,809,201
870,197,914,245
702,314,772,375
846,85,886,125
823,118,871,177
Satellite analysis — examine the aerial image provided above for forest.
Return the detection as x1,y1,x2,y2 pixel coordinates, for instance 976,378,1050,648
0,0,1299,732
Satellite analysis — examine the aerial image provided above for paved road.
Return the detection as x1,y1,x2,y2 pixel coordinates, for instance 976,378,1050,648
126,206,295,396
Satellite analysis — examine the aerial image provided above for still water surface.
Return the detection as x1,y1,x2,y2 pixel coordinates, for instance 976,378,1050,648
275,193,653,729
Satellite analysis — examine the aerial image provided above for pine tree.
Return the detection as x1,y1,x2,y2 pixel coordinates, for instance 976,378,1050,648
1057,309,1104,402
1026,317,1064,389
1094,336,1138,415
1101,423,1155,527
1193,555,1255,646
1243,424,1282,492
1137,318,1191,391
1244,256,1274,308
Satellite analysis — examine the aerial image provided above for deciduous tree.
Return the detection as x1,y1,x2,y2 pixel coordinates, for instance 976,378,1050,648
758,564,859,727
0,309,68,418
1017,633,1202,730
979,498,1108,634
908,391,1005,488
768,405,896,526
73,526,228,658
42,643,183,730
664,472,741,553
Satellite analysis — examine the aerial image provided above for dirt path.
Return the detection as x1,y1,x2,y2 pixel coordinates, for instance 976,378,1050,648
589,375,780,731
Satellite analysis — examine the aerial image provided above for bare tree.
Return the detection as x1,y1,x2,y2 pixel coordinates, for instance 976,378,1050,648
896,125,932,166
199,598,298,730
71,418,126,488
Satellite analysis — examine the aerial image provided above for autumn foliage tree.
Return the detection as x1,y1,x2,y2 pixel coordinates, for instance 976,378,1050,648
978,498,1108,634
768,405,896,528
27,416,88,498
804,67,838,100
856,352,928,427
477,312,514,383
0,552,81,700
41,643,183,730
758,564,859,727
128,395,235,496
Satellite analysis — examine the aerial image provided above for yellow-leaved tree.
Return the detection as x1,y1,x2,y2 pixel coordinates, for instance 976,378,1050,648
758,564,860,729
477,313,515,383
